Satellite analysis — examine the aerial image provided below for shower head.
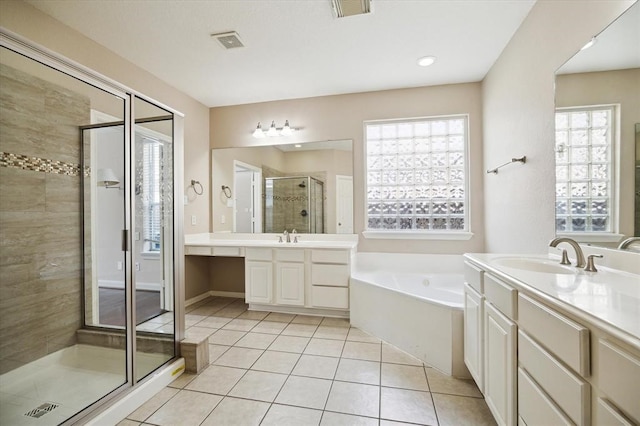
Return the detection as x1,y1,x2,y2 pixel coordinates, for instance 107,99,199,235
299,180,306,188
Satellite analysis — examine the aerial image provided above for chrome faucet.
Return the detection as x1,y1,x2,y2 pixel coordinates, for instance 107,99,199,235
549,237,586,268
283,230,290,243
618,237,640,250
291,229,298,243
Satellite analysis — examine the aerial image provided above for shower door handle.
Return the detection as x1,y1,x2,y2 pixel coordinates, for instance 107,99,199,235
122,229,129,252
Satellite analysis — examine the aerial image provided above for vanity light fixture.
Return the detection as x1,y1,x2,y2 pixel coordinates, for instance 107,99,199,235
266,121,279,137
252,122,265,138
417,56,436,67
251,120,296,138
97,168,121,189
580,37,597,51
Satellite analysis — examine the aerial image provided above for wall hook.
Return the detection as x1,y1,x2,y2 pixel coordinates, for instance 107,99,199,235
221,185,232,199
487,156,526,174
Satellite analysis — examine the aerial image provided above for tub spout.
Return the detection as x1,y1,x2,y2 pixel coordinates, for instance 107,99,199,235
549,237,585,268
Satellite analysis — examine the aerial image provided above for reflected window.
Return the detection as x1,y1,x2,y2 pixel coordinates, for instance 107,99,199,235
142,137,162,252
364,116,469,232
555,106,616,233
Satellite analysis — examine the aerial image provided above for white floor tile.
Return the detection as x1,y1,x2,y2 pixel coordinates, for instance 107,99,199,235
261,404,322,426
275,376,332,409
228,370,288,402
325,381,380,418
200,396,269,426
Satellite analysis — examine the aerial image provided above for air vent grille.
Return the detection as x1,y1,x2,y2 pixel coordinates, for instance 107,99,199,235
331,0,372,18
211,31,245,49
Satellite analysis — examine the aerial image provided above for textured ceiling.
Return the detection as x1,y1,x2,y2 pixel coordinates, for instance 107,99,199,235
28,0,537,107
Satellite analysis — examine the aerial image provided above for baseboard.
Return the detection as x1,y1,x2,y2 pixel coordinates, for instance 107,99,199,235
210,291,245,298
185,292,213,307
185,290,245,307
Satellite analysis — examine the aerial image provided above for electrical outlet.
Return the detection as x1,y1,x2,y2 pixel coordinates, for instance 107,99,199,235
191,215,197,225
135,262,140,271
117,261,122,271
221,215,226,224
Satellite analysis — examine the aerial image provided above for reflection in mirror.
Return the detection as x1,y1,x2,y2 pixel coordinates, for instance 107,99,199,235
212,140,353,234
554,1,640,246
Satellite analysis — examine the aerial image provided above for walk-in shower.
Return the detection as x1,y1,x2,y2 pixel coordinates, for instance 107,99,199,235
0,32,183,425
264,176,324,233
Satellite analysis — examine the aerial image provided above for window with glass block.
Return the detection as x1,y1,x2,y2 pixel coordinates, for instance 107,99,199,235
555,106,614,233
365,116,468,231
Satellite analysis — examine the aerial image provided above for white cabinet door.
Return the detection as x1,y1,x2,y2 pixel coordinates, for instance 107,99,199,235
464,283,484,392
276,262,305,306
484,301,517,426
245,260,272,304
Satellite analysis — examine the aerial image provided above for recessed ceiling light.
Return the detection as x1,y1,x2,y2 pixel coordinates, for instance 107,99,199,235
417,56,436,67
295,144,302,148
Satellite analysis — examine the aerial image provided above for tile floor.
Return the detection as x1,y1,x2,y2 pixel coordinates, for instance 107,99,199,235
120,297,496,426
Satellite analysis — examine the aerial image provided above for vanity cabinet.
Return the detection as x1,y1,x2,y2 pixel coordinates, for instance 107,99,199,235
597,339,640,424
463,262,484,391
245,248,273,304
464,256,640,426
275,249,305,306
243,246,353,314
310,249,350,310
483,290,517,426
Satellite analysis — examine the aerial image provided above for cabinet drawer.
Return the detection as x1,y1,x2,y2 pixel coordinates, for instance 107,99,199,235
518,293,590,377
518,368,572,426
311,249,350,264
185,246,212,256
597,398,635,426
311,286,349,309
464,261,484,293
212,246,243,257
311,264,349,287
518,330,590,425
598,339,640,423
275,249,305,262
245,247,273,261
484,273,517,319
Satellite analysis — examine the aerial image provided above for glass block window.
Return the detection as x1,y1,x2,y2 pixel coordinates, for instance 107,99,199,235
555,106,615,233
365,116,469,232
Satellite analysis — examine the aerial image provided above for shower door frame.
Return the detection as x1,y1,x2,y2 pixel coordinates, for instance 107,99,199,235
0,28,185,424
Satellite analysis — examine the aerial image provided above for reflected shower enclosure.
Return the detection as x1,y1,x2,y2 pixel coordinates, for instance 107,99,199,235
264,176,324,233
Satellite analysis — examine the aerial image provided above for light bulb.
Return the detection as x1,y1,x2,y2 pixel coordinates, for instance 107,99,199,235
252,122,265,138
281,120,293,136
267,121,279,137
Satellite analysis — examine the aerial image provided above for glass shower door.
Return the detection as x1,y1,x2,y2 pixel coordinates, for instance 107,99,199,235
133,97,175,381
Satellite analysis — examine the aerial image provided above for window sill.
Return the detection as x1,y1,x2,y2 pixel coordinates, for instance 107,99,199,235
362,231,474,241
556,233,624,243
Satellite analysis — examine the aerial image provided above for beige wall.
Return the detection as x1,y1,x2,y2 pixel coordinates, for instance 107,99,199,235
481,0,635,253
211,82,485,254
0,0,211,233
556,68,640,240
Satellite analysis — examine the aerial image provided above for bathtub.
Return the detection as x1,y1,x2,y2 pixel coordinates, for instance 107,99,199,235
350,252,470,378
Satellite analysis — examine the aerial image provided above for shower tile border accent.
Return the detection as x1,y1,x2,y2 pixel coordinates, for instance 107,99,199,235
0,151,86,176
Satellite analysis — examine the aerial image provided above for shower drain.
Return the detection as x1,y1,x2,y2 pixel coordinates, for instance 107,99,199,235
25,402,59,418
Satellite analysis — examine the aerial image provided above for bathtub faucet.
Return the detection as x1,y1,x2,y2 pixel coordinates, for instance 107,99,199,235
549,237,585,268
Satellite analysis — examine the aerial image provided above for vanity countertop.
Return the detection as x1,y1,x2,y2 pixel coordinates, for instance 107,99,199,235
464,253,640,347
185,232,358,250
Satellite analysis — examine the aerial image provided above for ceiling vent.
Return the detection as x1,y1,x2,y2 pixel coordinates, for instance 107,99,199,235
331,0,372,18
211,31,245,49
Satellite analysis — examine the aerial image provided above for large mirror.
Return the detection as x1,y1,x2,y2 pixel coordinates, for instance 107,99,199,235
212,140,353,234
554,1,640,247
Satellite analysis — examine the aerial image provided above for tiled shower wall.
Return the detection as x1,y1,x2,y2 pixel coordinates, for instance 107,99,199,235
0,63,89,374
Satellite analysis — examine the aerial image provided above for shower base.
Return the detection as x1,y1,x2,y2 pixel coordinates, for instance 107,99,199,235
0,344,171,425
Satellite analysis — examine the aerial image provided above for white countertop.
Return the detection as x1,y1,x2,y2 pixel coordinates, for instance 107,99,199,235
185,232,358,250
464,253,640,346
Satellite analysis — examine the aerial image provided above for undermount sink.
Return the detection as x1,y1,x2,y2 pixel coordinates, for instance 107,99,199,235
493,257,577,275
